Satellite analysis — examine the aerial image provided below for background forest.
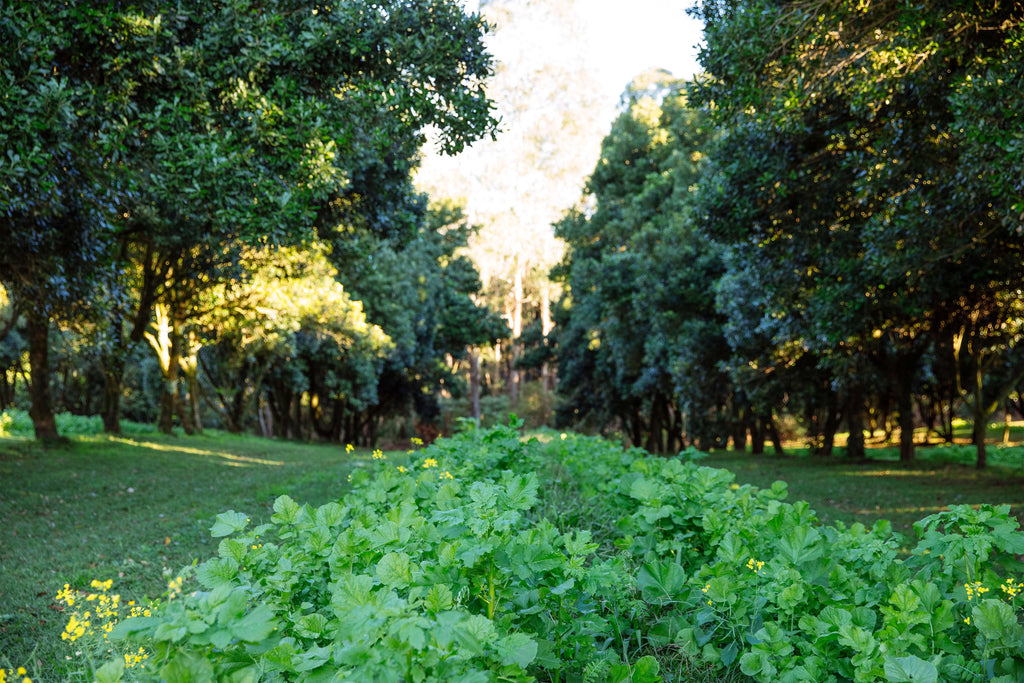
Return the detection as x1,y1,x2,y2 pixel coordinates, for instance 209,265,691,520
2,0,1024,469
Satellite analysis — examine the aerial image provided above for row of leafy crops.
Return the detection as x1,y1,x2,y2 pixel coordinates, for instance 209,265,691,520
84,421,1023,682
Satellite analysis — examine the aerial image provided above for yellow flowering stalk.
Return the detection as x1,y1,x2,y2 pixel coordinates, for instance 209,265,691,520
372,449,386,460
439,470,455,480
1000,577,1022,600
422,457,439,469
54,579,149,669
965,581,989,602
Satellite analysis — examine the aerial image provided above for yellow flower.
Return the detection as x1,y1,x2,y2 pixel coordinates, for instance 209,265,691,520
411,437,423,446
746,558,765,574
372,449,386,460
422,458,438,469
346,443,354,453
397,465,408,473
440,470,454,480
965,582,989,601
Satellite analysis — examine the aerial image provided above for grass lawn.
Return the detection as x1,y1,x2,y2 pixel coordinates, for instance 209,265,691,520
0,428,366,677
702,421,1024,541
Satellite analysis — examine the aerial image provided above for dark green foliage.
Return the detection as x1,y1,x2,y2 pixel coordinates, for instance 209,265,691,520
0,0,499,440
689,0,1024,463
554,73,725,451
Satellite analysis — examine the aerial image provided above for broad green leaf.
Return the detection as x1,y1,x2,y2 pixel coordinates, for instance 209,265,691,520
494,632,538,668
502,473,539,511
391,616,428,650
971,599,1022,645
294,613,329,638
637,560,687,602
377,551,413,589
629,476,660,502
331,573,376,608
218,538,249,563
424,584,454,612
293,646,331,672
93,658,125,683
776,526,822,565
315,502,346,527
196,557,239,589
883,655,938,683
211,510,250,538
230,604,278,643
272,495,303,525
631,655,661,683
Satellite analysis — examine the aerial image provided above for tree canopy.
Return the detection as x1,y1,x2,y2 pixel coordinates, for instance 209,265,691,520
0,0,499,440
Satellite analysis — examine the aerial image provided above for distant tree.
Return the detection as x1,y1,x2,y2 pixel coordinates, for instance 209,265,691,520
554,74,720,452
330,200,507,443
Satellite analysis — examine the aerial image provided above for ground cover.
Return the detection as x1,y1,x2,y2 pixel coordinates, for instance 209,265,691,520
2,413,1023,681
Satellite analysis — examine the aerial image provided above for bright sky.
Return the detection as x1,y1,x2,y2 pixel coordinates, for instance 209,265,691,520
462,0,704,100
575,0,704,96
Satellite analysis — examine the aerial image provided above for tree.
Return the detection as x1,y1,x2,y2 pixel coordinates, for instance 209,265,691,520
554,73,721,452
330,199,507,443
416,0,615,408
1,0,499,440
691,0,1024,463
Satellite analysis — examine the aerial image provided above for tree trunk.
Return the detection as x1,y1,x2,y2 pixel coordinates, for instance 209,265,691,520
99,310,127,434
26,313,58,441
845,384,866,461
101,369,123,434
540,281,556,392
180,331,203,433
1003,405,1012,446
468,347,481,422
893,355,917,462
508,259,524,410
767,416,785,456
750,416,765,455
897,387,916,463
645,393,665,454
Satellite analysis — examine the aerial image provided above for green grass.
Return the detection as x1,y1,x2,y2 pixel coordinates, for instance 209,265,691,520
702,441,1024,542
0,423,368,677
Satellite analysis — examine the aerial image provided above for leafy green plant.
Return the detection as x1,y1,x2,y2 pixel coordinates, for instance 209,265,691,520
59,423,1024,682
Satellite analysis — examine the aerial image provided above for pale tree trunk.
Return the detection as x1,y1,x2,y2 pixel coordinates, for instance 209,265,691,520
179,330,203,433
1004,405,1012,445
145,303,195,435
26,312,58,441
508,256,524,409
540,280,555,392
